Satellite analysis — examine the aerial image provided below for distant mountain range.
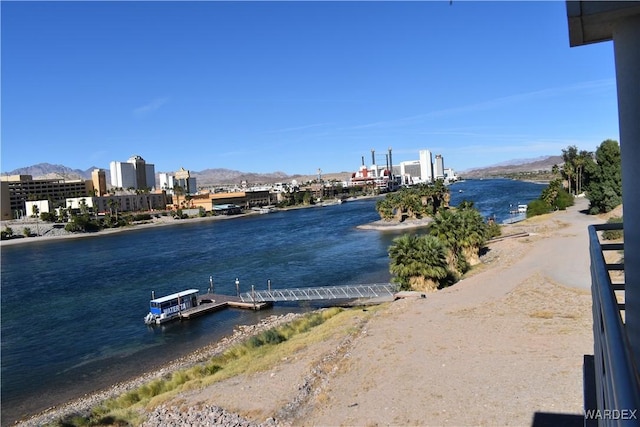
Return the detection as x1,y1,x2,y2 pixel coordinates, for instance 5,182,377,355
4,156,563,186
460,155,563,178
2,163,351,187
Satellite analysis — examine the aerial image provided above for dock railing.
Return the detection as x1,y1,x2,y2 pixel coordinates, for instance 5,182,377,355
587,223,640,426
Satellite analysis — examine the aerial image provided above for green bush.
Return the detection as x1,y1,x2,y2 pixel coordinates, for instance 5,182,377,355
486,221,501,239
527,199,552,217
553,188,574,210
602,216,623,240
132,213,152,221
248,328,287,347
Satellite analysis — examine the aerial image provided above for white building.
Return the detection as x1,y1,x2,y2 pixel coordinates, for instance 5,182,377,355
110,161,136,189
419,150,434,183
159,173,176,193
109,155,156,190
25,200,51,216
444,168,457,182
159,168,197,195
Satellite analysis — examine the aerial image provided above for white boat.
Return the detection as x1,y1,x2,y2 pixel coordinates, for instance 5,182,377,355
252,206,276,214
144,289,199,325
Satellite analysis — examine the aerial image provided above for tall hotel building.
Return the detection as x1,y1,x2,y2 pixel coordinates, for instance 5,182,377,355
434,154,445,180
109,155,156,190
419,150,434,183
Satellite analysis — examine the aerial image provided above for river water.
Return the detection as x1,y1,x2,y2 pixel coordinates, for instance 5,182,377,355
0,179,544,424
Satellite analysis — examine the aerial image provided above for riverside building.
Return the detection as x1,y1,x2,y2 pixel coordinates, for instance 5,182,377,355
109,155,156,191
350,148,444,187
0,175,94,220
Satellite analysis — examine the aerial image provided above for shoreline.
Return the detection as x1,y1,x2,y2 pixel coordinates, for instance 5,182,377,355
11,197,609,426
356,216,433,231
1,195,383,248
15,312,306,427
0,211,259,247
0,196,404,248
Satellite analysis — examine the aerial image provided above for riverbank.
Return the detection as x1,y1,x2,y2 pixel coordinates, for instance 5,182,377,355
14,196,611,426
0,211,258,247
0,196,382,247
356,216,433,231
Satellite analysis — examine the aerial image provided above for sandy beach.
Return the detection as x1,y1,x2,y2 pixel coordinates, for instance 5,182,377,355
15,196,610,426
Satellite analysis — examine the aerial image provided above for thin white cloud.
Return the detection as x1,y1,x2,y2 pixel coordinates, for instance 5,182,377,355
266,122,333,134
350,79,615,130
133,97,170,117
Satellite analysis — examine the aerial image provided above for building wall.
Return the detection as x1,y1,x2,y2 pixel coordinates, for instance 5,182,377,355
159,173,175,193
1,180,11,220
25,200,51,215
0,175,92,220
144,164,156,190
110,161,136,189
434,154,445,179
185,191,273,212
128,156,147,189
70,194,168,213
419,150,434,183
91,169,107,196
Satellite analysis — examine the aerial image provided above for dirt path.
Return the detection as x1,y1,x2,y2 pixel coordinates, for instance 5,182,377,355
165,197,602,426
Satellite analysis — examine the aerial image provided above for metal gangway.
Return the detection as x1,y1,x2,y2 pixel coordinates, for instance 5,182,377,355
239,283,398,303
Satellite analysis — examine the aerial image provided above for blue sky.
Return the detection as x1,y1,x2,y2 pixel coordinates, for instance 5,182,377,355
1,1,618,175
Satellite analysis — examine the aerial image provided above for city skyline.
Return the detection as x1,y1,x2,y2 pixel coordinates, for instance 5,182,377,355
2,1,618,175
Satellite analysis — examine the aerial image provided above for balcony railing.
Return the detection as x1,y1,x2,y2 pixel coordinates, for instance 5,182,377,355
587,222,640,426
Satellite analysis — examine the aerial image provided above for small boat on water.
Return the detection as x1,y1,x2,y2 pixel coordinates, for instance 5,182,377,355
509,204,528,214
251,206,277,214
144,289,200,325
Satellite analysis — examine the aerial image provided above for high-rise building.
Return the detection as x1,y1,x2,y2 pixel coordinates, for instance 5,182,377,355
175,167,197,194
109,161,136,189
434,154,445,180
109,155,156,190
419,150,434,183
159,168,197,195
159,173,176,193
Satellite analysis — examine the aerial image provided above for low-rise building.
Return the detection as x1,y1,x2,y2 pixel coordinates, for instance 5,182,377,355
1,175,94,220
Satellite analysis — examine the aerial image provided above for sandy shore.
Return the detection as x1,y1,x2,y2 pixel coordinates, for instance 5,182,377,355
15,197,611,426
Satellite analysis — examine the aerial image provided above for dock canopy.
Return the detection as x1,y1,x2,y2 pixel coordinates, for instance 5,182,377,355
150,289,199,304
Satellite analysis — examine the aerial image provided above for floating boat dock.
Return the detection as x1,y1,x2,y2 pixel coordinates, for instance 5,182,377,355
178,293,272,320
146,284,398,325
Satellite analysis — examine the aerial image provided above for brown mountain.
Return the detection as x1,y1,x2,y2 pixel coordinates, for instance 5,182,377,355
7,156,562,187
460,155,563,179
4,163,351,187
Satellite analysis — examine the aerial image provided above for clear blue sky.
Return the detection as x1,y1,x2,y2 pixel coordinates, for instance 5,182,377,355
1,1,618,175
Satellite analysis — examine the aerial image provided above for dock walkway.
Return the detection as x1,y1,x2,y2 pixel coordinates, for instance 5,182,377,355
178,293,272,320
238,283,397,303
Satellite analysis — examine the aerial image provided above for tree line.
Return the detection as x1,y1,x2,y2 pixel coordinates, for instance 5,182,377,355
529,139,622,216
383,138,622,293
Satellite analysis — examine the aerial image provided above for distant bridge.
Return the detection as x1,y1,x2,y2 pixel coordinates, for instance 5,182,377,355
239,283,398,303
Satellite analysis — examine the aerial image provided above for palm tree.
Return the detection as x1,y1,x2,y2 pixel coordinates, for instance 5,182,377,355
173,185,184,208
430,206,488,273
563,161,575,195
32,205,40,236
388,234,449,292
107,198,119,222
457,208,488,266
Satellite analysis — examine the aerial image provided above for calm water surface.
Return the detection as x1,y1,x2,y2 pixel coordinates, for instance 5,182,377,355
0,179,544,423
